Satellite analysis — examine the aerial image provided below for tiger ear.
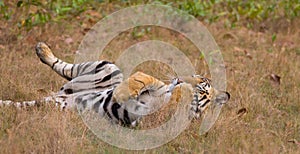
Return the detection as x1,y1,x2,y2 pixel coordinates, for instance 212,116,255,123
214,91,230,104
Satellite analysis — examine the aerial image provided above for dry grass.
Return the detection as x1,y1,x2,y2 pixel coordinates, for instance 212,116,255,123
1,4,300,154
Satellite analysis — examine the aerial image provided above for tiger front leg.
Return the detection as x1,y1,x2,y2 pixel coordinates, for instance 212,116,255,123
112,71,165,103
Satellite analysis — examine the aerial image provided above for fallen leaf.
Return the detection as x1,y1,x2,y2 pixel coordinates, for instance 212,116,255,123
234,46,252,59
221,32,237,40
237,108,247,117
85,10,102,18
288,139,300,146
65,37,73,44
37,88,48,94
81,28,91,35
244,50,253,59
234,46,244,52
88,18,96,24
270,74,281,86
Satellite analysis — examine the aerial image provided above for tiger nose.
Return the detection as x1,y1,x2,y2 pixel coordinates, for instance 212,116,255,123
177,78,183,84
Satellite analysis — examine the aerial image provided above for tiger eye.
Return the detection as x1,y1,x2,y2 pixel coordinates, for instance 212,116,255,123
199,91,205,94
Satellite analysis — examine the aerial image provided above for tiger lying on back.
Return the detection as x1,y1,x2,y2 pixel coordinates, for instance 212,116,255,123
0,42,230,127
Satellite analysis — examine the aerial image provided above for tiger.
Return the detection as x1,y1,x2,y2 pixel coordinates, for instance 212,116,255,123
0,42,230,127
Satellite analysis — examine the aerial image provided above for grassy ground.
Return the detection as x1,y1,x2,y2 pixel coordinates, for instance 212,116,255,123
0,1,300,153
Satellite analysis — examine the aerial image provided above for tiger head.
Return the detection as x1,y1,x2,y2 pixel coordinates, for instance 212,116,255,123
180,75,230,119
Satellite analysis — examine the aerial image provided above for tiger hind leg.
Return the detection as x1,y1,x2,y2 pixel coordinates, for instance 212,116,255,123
35,42,75,80
35,42,121,82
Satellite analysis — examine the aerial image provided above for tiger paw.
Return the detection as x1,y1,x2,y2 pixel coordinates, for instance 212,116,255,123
112,73,145,103
35,42,57,66
113,72,165,103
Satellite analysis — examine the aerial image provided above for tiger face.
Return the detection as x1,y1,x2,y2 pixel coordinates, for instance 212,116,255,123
180,75,230,119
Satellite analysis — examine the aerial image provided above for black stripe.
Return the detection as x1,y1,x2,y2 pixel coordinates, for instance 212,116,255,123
76,93,95,102
80,62,93,74
80,61,111,76
193,94,199,103
196,85,203,91
157,85,165,90
123,109,131,125
65,77,72,81
103,91,113,119
93,97,103,113
57,95,68,99
95,61,111,73
62,64,67,77
79,61,111,76
70,65,74,79
95,82,121,89
79,68,105,76
25,102,30,107
96,61,111,70
64,89,73,94
89,92,106,100
51,59,59,69
198,95,207,102
95,70,121,84
39,58,47,65
75,97,82,104
64,82,120,94
62,64,72,81
81,100,87,109
76,63,82,77
111,103,121,120
95,68,105,74
71,79,96,84
200,99,210,107
140,90,150,96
